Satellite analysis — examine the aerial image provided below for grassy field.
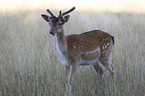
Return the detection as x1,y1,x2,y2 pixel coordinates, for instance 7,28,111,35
0,1,145,96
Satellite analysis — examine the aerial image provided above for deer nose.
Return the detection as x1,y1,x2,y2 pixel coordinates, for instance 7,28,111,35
49,29,55,36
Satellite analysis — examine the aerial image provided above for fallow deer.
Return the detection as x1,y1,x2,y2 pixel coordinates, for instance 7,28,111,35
41,7,115,94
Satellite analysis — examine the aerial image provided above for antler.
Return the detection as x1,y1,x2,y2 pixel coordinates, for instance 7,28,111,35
59,11,62,17
46,7,75,17
46,9,54,17
61,7,75,16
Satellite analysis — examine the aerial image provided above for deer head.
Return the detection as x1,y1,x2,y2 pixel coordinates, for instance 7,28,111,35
41,7,75,36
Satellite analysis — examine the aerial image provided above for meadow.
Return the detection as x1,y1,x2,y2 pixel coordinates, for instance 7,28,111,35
0,1,145,96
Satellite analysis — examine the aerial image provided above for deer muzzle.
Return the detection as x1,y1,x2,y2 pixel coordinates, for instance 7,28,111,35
49,29,55,36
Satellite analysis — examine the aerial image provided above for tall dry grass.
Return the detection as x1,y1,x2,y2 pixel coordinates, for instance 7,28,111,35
0,0,145,96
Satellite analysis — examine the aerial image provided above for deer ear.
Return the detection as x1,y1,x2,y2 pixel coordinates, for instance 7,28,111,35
63,15,70,23
41,14,50,22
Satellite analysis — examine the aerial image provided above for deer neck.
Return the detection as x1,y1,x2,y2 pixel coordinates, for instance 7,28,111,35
55,29,67,54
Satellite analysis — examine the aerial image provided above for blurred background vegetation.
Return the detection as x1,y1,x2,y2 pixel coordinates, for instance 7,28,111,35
0,0,145,96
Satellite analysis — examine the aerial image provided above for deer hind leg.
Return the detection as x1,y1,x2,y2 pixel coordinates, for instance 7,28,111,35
99,58,115,78
92,61,104,81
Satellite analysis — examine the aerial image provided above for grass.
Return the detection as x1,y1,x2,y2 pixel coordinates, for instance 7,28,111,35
0,8,145,96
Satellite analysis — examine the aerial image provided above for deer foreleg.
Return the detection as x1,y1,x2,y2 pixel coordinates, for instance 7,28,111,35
64,65,70,90
66,63,77,94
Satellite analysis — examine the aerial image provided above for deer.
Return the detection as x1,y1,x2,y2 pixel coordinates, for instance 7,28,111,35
41,7,115,94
